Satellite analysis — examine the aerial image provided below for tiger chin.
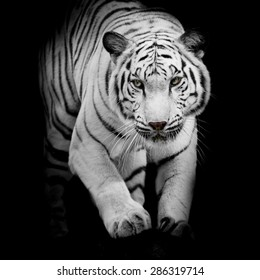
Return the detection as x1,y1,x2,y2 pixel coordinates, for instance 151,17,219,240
39,0,210,239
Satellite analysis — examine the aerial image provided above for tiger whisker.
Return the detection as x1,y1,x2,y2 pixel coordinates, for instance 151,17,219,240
197,132,210,151
110,126,136,155
197,117,209,125
120,131,139,173
103,121,135,148
101,119,133,143
196,142,207,166
181,121,207,166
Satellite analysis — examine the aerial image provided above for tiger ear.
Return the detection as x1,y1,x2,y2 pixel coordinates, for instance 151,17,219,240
179,30,205,59
103,31,133,63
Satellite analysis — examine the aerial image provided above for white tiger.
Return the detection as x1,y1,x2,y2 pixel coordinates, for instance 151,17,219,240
39,0,210,238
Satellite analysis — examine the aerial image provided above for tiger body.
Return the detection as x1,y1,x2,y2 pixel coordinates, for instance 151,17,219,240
39,0,210,238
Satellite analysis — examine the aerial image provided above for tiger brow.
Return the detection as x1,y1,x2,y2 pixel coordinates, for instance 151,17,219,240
131,73,141,80
132,68,142,78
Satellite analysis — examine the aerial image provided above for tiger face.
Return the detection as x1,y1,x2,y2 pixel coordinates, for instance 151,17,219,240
103,31,210,144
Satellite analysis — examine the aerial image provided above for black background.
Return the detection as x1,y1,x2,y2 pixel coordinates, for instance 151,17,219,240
2,0,259,259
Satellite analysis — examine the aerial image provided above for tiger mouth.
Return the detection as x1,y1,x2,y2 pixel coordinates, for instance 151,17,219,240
136,123,183,142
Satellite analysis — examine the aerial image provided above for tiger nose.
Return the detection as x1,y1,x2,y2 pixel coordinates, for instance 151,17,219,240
148,121,167,131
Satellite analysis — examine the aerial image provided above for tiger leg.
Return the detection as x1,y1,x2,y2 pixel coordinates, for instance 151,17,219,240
39,39,80,237
39,69,78,237
44,134,73,238
41,105,77,237
121,148,147,206
156,132,197,235
69,126,151,238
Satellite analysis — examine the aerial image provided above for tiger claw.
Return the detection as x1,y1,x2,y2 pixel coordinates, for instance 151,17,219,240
159,217,176,232
171,221,195,239
159,218,194,240
109,208,152,238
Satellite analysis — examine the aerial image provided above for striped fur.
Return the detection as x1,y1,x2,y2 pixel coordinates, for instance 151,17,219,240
39,0,210,238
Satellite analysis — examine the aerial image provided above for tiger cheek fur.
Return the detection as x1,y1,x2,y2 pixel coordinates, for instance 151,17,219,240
39,0,210,239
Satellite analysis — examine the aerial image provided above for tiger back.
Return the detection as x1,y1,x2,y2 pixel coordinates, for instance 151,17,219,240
39,0,210,238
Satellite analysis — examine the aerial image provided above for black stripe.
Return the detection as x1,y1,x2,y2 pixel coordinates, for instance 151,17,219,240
160,54,172,59
136,119,148,127
64,36,78,104
153,43,166,50
74,0,106,56
144,62,154,79
179,50,197,68
138,54,149,62
122,97,134,104
199,71,207,105
99,87,116,116
74,0,93,39
50,80,62,106
123,28,139,36
126,60,131,70
159,67,167,78
75,4,135,66
82,112,118,169
97,63,119,119
52,113,73,140
79,72,84,99
91,6,136,49
69,16,78,59
97,57,118,117
52,37,56,79
157,125,196,168
93,99,124,138
83,107,111,156
129,184,144,193
189,92,198,97
189,70,207,114
112,8,170,31
45,140,69,162
75,126,83,142
181,83,189,92
58,53,78,117
157,145,189,168
163,174,175,186
135,42,149,54
125,166,146,182
120,72,125,93
189,68,196,85
40,80,49,120
48,91,72,141
48,84,73,136
127,86,135,99
200,69,207,90
105,62,111,95
45,159,69,171
114,77,128,119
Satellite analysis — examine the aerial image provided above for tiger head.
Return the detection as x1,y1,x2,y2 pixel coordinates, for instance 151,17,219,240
103,30,210,144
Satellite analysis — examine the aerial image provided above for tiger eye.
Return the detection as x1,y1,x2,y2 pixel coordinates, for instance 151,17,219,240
171,76,182,86
131,79,143,89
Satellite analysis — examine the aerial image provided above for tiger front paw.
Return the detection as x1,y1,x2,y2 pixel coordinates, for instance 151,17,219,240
107,206,152,238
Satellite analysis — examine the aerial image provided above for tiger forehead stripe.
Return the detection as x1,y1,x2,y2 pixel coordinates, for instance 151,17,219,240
135,39,179,61
132,41,183,80
134,67,142,77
